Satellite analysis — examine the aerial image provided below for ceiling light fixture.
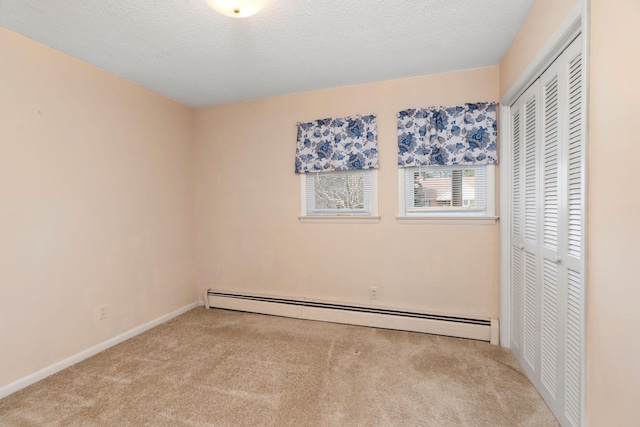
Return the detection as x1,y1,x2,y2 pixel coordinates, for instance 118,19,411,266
206,0,266,18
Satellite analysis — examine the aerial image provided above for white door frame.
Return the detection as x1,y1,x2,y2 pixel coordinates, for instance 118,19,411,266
499,0,588,348
499,1,589,425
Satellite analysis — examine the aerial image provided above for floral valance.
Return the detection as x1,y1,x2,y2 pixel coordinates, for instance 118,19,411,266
397,102,498,167
295,114,378,173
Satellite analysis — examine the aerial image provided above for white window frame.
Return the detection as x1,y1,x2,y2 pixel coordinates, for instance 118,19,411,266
397,165,497,225
299,170,379,223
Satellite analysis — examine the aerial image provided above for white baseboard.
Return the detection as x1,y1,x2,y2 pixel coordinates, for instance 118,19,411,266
0,301,200,400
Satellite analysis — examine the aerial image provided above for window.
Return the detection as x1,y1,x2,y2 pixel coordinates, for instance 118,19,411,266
398,165,496,224
300,170,379,222
295,114,379,223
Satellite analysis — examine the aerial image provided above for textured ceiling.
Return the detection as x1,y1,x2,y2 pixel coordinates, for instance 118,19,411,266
0,0,535,108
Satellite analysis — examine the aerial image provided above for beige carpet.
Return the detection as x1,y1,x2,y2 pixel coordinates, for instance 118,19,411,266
0,308,559,426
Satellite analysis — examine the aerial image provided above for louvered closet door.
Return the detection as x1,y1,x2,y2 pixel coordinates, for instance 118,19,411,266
559,36,585,427
510,81,542,381
538,42,565,418
509,34,585,427
510,100,524,354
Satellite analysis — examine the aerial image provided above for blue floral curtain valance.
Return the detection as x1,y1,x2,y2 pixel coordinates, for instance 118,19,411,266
295,114,378,173
397,102,498,167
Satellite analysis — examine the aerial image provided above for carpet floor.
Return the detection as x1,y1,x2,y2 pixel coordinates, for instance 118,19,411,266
0,308,559,426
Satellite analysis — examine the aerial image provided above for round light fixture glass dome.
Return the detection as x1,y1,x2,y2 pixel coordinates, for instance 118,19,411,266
206,0,266,18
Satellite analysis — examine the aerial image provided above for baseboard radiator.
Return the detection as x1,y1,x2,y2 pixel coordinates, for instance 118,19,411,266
205,290,499,344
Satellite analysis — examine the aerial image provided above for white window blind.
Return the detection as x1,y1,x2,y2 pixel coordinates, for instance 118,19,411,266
404,165,488,216
306,170,372,216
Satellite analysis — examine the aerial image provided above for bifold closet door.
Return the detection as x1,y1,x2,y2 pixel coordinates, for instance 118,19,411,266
510,80,541,377
509,34,585,427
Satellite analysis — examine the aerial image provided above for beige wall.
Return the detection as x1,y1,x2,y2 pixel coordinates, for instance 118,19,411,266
587,0,640,425
499,0,579,97
499,0,640,425
0,29,197,389
14,1,635,417
194,67,500,319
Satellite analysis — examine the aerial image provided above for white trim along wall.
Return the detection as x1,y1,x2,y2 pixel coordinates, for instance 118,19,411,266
0,301,201,400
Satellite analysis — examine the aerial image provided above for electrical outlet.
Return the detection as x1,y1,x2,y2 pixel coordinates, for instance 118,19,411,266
96,304,108,321
370,287,378,299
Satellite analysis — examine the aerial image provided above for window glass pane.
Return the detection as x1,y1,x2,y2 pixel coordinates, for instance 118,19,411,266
306,170,372,215
314,173,365,209
405,165,486,215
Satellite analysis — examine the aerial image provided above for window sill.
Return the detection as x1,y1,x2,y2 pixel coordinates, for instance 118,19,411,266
299,215,381,224
396,216,499,225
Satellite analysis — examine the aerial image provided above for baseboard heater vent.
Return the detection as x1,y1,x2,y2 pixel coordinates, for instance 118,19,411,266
205,290,499,344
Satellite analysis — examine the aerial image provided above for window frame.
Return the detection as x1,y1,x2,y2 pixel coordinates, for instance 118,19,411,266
397,164,498,225
299,169,379,224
